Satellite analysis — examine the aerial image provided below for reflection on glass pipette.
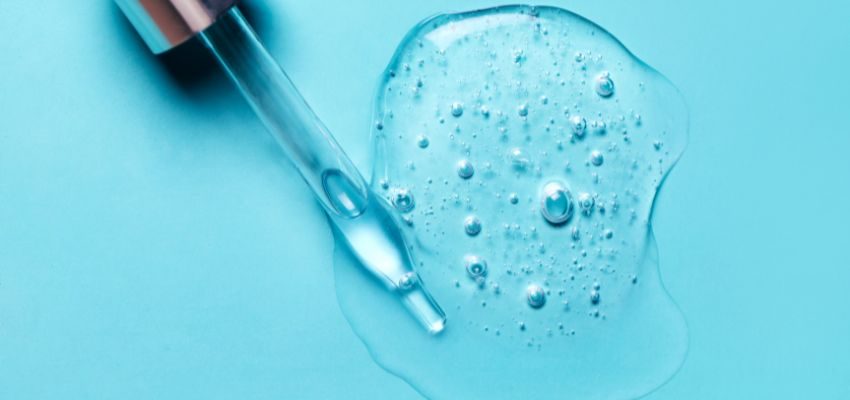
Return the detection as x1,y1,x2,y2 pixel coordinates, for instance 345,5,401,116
114,1,446,333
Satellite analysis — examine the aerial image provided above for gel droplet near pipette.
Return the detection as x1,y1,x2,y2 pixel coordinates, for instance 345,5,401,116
334,5,688,399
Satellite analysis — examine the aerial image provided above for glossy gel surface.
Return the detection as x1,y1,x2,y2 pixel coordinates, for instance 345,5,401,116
333,5,688,399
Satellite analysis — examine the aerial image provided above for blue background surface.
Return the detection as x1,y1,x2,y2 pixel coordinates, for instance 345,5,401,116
1,0,849,398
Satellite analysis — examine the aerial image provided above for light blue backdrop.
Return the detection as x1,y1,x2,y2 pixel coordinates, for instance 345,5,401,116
1,0,848,398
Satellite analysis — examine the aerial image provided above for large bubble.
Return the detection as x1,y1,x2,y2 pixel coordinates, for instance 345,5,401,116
334,5,688,399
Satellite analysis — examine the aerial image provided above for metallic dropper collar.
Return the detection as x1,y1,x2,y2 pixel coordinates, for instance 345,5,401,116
115,0,239,54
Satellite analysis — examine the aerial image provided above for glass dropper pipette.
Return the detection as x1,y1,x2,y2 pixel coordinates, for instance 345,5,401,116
115,0,446,333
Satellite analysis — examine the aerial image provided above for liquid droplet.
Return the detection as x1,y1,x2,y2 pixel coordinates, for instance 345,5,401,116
577,192,595,215
480,105,491,118
464,215,482,236
574,51,585,62
590,150,604,166
456,159,475,179
391,188,415,213
595,72,615,97
510,147,529,170
417,135,430,148
526,284,546,308
398,272,418,291
465,255,488,278
322,169,367,218
451,102,464,117
590,120,607,135
540,181,574,225
570,115,587,138
508,192,520,205
517,103,529,117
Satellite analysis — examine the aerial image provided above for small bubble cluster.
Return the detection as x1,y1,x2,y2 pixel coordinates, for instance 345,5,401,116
590,120,607,135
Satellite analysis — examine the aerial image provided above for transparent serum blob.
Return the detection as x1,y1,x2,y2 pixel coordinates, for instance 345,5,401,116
333,5,688,400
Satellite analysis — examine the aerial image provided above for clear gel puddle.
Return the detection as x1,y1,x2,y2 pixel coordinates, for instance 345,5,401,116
333,5,688,399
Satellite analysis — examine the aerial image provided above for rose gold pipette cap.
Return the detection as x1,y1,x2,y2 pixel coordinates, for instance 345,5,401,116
115,0,239,54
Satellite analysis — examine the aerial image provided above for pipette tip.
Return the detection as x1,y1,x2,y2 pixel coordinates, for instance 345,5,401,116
401,279,447,335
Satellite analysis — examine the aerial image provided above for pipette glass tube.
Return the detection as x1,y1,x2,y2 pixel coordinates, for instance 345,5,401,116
115,3,446,334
